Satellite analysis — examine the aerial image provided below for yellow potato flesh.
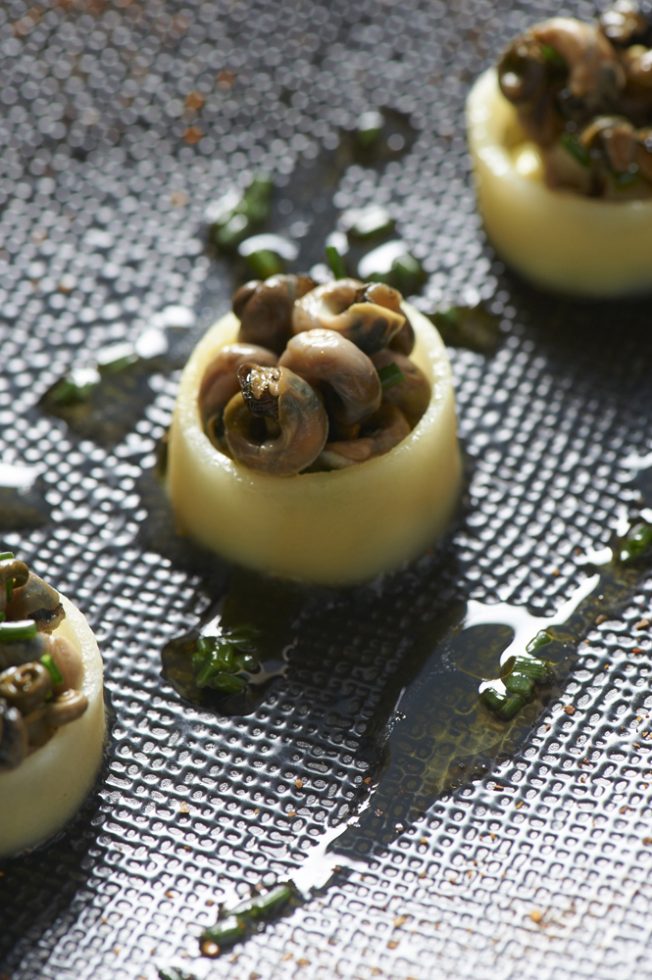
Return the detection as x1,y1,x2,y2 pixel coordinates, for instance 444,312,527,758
0,596,105,858
167,305,461,585
466,68,652,297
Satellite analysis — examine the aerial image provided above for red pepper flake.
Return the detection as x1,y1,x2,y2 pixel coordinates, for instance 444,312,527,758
631,647,643,655
217,69,237,88
564,705,576,716
170,190,189,207
643,837,652,845
185,91,205,112
183,126,203,145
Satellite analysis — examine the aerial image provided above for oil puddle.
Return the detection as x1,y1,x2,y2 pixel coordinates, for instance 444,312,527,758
176,487,652,962
161,569,303,716
0,463,51,530
39,306,197,447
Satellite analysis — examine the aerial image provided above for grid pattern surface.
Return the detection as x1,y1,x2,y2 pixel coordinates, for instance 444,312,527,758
0,2,651,978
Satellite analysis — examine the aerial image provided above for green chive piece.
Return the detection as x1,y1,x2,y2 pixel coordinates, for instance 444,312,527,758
560,132,591,168
0,619,38,642
224,882,296,921
41,653,64,686
479,683,526,721
378,362,405,389
200,914,248,948
430,304,501,354
617,520,652,564
191,626,261,693
343,206,395,242
249,883,296,919
354,110,384,150
539,43,566,70
359,241,426,295
209,176,273,252
526,629,553,654
325,244,348,279
96,344,140,376
0,552,14,560
242,248,286,279
481,651,553,720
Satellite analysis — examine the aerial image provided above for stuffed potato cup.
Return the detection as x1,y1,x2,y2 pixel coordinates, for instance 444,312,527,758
167,300,461,585
0,594,105,858
467,67,652,297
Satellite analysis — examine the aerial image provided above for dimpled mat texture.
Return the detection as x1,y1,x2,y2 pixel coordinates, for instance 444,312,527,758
1,1,652,978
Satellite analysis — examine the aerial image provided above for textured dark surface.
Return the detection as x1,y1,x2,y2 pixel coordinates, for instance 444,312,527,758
1,1,651,978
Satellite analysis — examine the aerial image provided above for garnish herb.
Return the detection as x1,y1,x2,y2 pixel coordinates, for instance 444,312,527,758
343,206,396,242
209,176,273,252
192,626,261,694
45,369,100,408
617,520,652,565
480,651,554,721
325,244,348,279
0,619,38,643
41,653,63,686
560,132,591,168
378,362,405,389
241,248,285,279
200,882,298,955
430,303,501,354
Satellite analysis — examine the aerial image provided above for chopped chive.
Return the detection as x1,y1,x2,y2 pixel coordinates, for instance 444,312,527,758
560,132,591,168
41,652,63,686
354,109,384,150
325,244,348,279
45,368,100,407
191,626,261,693
200,914,248,949
343,206,395,242
479,681,526,721
481,651,553,720
242,248,286,279
378,362,405,389
0,619,38,642
0,552,14,560
539,43,566,70
358,241,426,295
617,520,652,564
430,303,501,354
96,345,140,375
209,175,273,252
525,629,553,654
249,883,296,919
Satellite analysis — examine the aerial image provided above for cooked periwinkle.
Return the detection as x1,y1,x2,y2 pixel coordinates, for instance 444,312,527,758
0,662,53,714
0,697,28,771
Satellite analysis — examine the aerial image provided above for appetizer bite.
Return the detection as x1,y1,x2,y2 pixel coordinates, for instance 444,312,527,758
466,2,652,295
167,275,461,584
0,554,104,858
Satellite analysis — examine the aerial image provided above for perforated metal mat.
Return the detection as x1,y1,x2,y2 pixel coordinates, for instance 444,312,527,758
1,1,652,978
